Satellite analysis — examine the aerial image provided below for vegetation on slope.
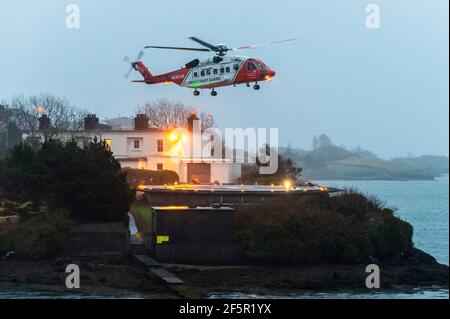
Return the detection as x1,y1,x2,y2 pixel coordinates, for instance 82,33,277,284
234,190,414,264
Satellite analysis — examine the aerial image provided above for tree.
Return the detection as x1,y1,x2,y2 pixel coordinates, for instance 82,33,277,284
11,93,87,142
318,134,332,148
312,135,319,150
240,144,303,185
0,139,135,223
0,103,22,154
139,98,215,132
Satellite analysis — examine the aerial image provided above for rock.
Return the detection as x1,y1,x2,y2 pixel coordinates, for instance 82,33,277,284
2,251,16,260
403,248,438,265
86,262,96,271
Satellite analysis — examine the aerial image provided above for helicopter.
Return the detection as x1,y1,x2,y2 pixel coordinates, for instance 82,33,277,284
124,37,296,96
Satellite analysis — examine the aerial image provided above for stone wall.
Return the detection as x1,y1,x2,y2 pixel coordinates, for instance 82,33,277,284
64,223,130,263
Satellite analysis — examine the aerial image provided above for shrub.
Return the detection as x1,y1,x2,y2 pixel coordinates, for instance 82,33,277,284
122,168,179,188
0,211,75,258
234,190,414,265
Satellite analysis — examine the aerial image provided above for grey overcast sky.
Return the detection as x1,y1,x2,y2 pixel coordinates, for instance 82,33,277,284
0,0,448,158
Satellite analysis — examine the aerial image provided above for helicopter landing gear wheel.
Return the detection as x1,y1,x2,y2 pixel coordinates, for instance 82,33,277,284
246,83,250,87
211,89,217,96
193,90,200,96
253,83,260,90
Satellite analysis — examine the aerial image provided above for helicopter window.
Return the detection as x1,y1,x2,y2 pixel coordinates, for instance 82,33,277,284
225,66,230,73
220,67,225,74
213,69,218,75
201,70,205,77
193,72,198,77
247,62,257,71
234,64,239,70
206,69,211,75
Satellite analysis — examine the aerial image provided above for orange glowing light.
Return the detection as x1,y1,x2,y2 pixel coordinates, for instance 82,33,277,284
169,132,178,142
37,105,45,114
283,180,291,191
159,206,190,210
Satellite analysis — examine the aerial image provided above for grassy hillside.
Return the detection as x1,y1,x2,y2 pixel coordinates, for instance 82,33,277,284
282,145,448,181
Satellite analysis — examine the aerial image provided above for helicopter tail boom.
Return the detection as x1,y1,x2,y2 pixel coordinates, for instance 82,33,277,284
132,61,153,82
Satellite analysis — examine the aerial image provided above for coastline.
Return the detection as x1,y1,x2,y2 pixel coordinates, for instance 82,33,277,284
168,261,449,298
0,249,448,299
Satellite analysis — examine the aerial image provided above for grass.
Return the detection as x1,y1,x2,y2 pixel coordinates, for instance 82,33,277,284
130,202,153,233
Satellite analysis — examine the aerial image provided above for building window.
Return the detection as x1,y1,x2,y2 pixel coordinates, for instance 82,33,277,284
210,135,215,157
157,139,163,152
157,163,163,171
134,140,140,150
105,139,112,151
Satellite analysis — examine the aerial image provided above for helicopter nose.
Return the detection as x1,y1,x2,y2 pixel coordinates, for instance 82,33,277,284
263,69,276,81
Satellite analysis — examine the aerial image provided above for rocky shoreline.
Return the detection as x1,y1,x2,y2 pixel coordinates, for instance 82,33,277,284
0,248,448,299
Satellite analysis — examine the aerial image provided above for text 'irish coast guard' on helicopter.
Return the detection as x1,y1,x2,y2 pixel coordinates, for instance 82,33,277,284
124,37,296,96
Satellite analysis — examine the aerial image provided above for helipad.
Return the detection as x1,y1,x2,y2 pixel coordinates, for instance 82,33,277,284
141,184,340,206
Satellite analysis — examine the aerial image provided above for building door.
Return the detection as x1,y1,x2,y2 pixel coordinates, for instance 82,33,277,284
187,163,211,184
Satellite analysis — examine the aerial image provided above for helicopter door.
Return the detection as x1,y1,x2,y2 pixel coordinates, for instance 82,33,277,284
246,61,258,80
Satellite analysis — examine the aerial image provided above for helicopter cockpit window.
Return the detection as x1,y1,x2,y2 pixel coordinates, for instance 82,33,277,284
234,64,239,70
247,61,257,71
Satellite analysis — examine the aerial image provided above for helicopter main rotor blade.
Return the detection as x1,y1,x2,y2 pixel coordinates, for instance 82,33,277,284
233,38,298,51
136,50,145,60
144,45,210,52
188,37,221,52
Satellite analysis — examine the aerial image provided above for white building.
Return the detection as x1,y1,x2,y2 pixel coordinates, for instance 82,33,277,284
24,113,241,184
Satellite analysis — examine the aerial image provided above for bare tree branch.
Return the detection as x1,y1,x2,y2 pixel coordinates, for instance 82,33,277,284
138,98,216,132
11,93,88,141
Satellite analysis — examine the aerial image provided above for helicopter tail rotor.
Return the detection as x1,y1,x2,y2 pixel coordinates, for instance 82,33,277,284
123,50,145,78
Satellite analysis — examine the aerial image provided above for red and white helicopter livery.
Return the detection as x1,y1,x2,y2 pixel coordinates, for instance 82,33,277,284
124,37,295,96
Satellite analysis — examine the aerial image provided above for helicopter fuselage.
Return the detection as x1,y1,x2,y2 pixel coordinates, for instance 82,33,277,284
132,56,276,93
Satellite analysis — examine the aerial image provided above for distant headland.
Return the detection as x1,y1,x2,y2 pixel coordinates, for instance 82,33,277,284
282,134,449,181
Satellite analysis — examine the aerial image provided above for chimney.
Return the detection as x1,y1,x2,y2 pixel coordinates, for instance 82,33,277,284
38,114,51,130
187,111,201,160
187,111,199,134
84,114,99,130
134,114,149,130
